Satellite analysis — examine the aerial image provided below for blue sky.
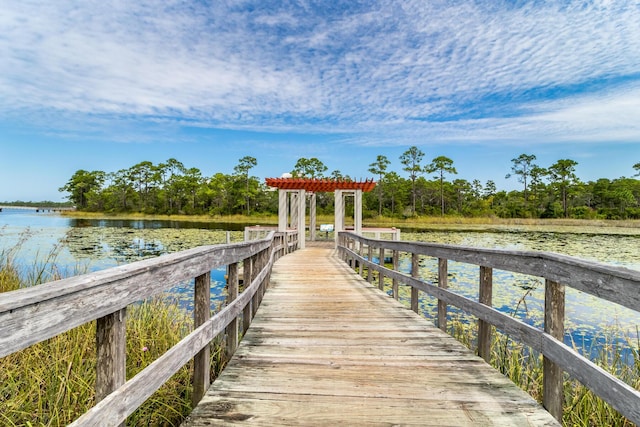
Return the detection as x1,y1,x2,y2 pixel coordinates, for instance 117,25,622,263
1,1,639,202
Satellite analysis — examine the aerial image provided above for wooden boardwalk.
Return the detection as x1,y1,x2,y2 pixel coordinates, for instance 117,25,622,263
183,245,559,426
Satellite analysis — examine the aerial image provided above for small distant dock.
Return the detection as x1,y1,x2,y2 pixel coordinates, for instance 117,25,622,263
183,244,558,426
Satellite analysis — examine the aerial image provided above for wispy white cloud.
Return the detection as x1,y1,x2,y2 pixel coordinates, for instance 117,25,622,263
1,0,639,145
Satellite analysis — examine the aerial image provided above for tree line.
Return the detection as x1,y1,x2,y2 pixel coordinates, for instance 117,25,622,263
59,149,640,220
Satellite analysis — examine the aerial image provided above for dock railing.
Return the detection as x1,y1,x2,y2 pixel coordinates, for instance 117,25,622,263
0,230,299,426
337,231,640,424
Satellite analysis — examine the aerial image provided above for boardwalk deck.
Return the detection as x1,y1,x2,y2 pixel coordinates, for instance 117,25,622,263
183,245,559,426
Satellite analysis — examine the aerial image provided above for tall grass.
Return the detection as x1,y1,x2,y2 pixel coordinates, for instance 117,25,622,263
448,316,639,426
0,236,226,426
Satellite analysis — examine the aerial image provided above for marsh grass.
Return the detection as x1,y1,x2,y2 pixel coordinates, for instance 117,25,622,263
448,316,639,426
0,237,227,426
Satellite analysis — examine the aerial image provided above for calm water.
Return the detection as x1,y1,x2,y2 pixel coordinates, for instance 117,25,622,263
0,208,246,310
2,208,640,358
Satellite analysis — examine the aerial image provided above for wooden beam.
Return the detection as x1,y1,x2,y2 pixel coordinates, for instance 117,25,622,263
411,253,419,313
437,258,448,332
226,263,239,359
96,307,126,427
193,271,211,407
478,266,493,363
544,279,565,421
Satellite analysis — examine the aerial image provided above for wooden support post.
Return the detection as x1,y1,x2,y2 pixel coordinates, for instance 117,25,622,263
544,279,565,422
192,271,211,407
297,189,306,249
334,190,344,246
278,190,287,232
351,240,356,268
354,189,363,236
411,253,419,313
260,248,269,300
367,245,373,283
358,242,364,276
226,263,239,360
478,266,493,363
437,258,448,332
392,250,399,300
260,249,268,301
310,192,317,242
252,255,260,316
243,256,253,335
96,308,127,415
378,247,385,291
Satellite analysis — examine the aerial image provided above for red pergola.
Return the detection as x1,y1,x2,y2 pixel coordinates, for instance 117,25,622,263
265,178,376,193
266,177,375,248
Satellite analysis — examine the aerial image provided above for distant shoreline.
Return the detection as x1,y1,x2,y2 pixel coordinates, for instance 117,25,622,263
54,211,640,234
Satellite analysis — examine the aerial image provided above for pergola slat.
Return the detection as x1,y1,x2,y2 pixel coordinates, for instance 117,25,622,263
265,178,376,193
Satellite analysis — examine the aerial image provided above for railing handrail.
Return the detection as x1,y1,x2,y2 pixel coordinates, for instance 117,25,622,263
339,232,640,313
337,231,640,425
0,229,299,426
0,232,274,357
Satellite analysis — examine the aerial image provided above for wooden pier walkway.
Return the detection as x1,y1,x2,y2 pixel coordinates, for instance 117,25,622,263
183,244,558,426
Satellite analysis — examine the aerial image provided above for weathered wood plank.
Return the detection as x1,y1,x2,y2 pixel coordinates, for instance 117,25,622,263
184,247,558,427
184,393,559,427
225,262,239,359
478,265,493,362
543,279,565,421
192,271,211,407
437,257,448,331
95,308,126,408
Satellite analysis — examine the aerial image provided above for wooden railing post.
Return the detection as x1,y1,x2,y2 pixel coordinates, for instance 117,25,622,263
347,238,352,265
243,256,253,335
226,262,239,360
96,308,127,417
437,258,448,332
251,254,260,317
544,279,565,422
392,249,399,300
478,266,493,363
378,247,385,291
192,271,211,407
358,241,364,276
351,239,357,268
367,245,373,283
262,247,270,300
411,253,419,313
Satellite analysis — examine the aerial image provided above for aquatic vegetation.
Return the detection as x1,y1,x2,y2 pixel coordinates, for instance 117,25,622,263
447,319,640,426
0,233,232,426
0,295,226,426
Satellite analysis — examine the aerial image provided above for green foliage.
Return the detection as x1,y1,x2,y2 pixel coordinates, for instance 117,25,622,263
58,170,106,209
57,155,640,220
399,146,425,215
0,297,203,426
425,156,457,216
291,157,327,178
